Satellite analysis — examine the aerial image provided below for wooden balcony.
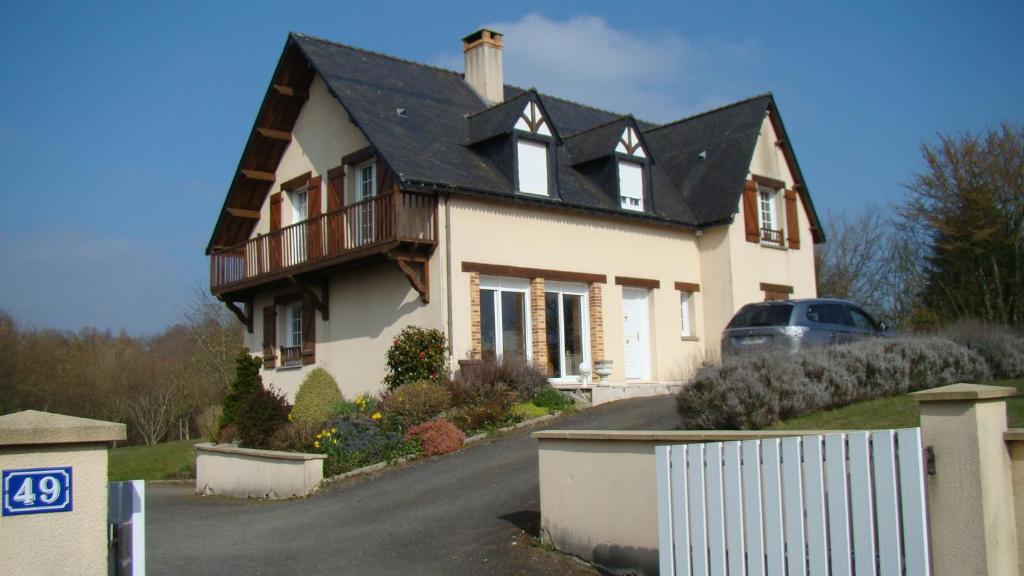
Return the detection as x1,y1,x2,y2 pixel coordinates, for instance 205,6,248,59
210,190,437,295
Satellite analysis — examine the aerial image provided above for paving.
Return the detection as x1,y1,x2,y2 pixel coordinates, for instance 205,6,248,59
147,395,680,575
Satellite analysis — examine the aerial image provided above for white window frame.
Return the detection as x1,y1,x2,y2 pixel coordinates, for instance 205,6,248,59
357,162,376,201
516,138,550,196
544,281,590,383
618,160,644,211
290,185,308,224
285,301,302,348
758,184,780,243
680,291,696,338
479,276,532,360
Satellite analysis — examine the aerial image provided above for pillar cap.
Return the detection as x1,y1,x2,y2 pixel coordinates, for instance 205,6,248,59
910,383,1017,403
0,410,127,446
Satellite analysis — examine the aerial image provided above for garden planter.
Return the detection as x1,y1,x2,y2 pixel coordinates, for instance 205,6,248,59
195,443,326,499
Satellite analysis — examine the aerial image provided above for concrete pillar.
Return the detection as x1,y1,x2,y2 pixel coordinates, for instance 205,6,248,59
1005,430,1024,573
912,383,1018,576
0,410,126,575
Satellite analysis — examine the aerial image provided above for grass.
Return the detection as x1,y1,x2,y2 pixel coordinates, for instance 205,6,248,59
771,379,1024,431
512,401,552,421
108,438,201,481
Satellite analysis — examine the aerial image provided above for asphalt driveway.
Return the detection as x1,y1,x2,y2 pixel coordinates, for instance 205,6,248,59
147,395,679,575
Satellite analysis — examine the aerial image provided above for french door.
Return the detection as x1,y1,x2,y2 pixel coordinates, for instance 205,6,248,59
545,282,589,381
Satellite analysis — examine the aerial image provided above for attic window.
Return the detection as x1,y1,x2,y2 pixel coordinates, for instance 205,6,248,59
618,160,644,211
616,126,645,158
514,101,552,136
517,139,549,196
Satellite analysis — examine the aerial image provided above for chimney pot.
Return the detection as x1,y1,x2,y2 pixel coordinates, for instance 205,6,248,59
462,28,504,105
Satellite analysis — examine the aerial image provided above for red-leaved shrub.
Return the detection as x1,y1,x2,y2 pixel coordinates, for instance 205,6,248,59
404,419,465,457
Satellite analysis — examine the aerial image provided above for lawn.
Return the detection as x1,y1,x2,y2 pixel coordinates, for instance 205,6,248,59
108,438,201,481
771,379,1024,431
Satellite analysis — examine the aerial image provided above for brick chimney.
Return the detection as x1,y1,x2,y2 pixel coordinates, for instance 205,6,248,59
462,29,504,105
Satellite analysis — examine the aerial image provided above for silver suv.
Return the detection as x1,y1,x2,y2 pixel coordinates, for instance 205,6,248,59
721,298,888,358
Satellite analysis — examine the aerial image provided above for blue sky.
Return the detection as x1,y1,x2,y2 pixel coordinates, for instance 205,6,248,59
1,1,1021,334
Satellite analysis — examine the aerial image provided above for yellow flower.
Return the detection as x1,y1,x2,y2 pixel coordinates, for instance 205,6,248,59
314,441,320,448
288,413,293,421
372,412,382,421
331,428,337,434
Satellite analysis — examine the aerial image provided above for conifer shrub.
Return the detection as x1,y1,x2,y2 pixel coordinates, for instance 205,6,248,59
290,368,344,426
236,385,290,449
219,350,264,429
404,419,465,456
383,326,448,390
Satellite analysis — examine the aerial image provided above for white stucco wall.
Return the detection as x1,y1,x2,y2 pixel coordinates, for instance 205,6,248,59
447,197,706,382
728,114,817,307
252,74,371,235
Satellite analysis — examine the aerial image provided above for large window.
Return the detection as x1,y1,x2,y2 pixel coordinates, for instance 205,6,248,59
479,277,531,360
288,185,308,263
280,301,303,367
618,160,643,211
356,161,377,246
758,185,783,245
516,139,549,196
544,282,589,380
290,185,308,224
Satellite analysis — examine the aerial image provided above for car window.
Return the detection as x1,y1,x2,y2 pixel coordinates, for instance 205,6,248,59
727,304,794,329
849,307,876,331
805,303,848,326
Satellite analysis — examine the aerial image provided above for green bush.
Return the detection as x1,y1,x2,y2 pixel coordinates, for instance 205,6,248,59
383,326,448,390
290,368,344,426
445,376,517,432
380,380,451,430
676,336,994,430
236,385,290,449
220,350,264,429
531,386,573,412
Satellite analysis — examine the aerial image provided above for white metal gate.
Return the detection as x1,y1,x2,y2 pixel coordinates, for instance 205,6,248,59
656,429,930,576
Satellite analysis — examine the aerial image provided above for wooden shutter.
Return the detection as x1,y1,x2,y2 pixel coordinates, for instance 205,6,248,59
300,300,316,365
327,166,344,254
269,192,283,270
785,189,800,249
743,180,759,243
307,176,323,260
262,305,277,369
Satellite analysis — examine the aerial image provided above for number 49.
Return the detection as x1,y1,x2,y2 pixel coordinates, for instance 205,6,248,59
13,476,61,506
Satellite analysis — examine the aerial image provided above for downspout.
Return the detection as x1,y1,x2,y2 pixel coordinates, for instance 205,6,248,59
445,193,455,372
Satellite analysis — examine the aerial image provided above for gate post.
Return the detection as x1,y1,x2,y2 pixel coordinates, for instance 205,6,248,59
0,410,126,575
913,383,1018,576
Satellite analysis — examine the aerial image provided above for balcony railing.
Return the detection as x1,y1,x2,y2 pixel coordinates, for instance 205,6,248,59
760,227,784,246
279,346,302,367
210,190,437,292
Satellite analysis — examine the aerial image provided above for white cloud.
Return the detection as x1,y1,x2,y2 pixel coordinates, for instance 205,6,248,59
435,13,759,123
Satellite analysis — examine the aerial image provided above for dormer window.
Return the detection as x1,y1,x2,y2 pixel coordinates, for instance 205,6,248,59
517,139,549,196
514,100,552,196
618,160,644,211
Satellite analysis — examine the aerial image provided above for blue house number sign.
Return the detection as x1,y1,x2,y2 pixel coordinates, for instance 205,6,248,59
2,467,73,516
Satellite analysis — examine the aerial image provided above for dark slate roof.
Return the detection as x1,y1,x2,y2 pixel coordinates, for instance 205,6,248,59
280,33,821,239
643,95,771,225
563,117,630,165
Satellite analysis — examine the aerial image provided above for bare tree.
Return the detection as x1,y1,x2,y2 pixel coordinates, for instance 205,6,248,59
815,208,893,315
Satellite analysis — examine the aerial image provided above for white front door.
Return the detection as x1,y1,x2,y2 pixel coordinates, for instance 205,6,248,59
622,286,650,380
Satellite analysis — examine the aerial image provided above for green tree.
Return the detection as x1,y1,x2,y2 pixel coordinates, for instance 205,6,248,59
219,350,265,428
899,123,1024,326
